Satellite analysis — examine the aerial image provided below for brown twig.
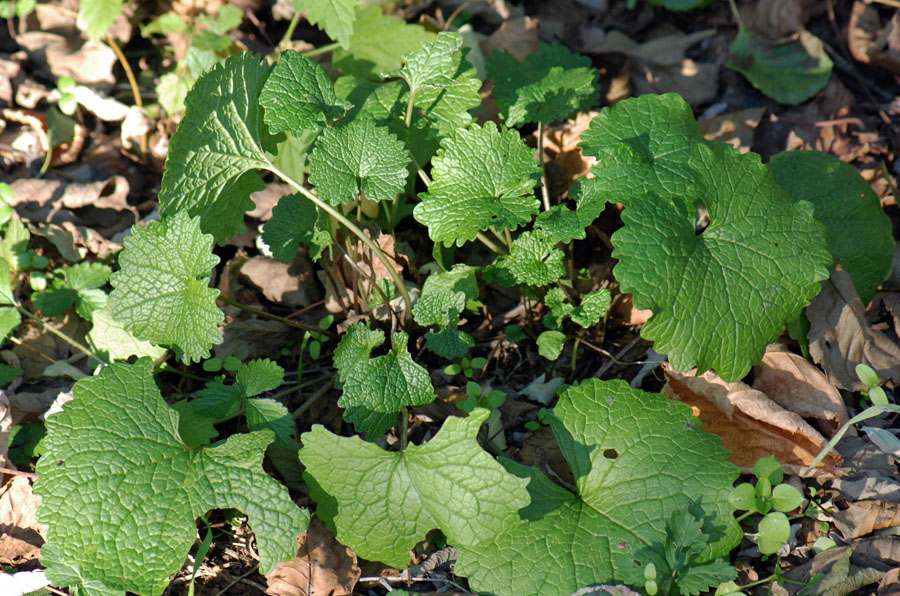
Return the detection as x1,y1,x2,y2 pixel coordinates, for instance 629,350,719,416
0,466,37,479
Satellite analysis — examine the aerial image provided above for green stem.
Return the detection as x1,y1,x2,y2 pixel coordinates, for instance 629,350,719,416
571,333,582,372
404,89,417,129
15,305,105,364
475,231,504,254
266,163,414,315
537,121,550,211
726,0,745,28
157,363,207,382
400,405,409,451
217,295,337,337
300,41,340,58
279,9,303,52
734,510,756,523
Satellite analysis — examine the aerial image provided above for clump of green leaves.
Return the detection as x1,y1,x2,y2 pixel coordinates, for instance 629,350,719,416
729,455,804,555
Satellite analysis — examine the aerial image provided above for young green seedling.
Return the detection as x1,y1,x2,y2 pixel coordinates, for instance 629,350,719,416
729,455,804,555
855,363,888,406
443,356,486,379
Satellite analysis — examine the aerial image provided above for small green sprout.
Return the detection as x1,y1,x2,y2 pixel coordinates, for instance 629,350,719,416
644,562,658,596
856,363,888,406
443,356,486,379
729,455,804,555
0,182,14,228
57,76,78,116
458,382,507,414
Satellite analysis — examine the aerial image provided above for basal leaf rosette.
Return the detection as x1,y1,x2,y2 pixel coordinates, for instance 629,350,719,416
612,142,831,381
414,122,541,246
456,379,740,596
579,93,707,203
35,359,308,596
110,211,223,363
158,53,270,243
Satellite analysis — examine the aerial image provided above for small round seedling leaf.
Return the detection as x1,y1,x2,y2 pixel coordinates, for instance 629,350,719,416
726,28,833,105
757,512,790,555
536,330,566,360
754,455,783,486
728,483,757,512
771,484,804,513
855,363,880,388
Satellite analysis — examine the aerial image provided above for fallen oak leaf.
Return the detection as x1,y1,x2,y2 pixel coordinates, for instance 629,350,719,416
661,363,842,475
832,500,900,540
752,346,849,437
807,271,900,391
266,516,360,596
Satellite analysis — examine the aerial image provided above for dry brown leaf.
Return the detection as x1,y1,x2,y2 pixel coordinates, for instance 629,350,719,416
539,110,599,193
240,254,319,308
699,108,767,154
266,516,360,596
0,476,45,566
808,271,900,391
833,500,900,540
849,1,900,73
585,29,718,105
661,364,842,475
752,347,849,437
480,15,539,61
518,426,574,487
871,292,900,339
0,392,45,566
739,0,811,39
609,293,653,326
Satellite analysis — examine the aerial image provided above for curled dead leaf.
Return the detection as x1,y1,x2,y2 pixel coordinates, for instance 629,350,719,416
752,347,849,437
739,0,811,39
807,271,900,391
481,14,539,62
699,107,767,154
662,364,842,475
832,500,900,540
0,476,45,566
849,1,900,73
266,516,360,596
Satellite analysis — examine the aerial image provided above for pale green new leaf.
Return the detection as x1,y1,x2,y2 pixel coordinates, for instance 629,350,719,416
159,53,271,243
77,0,123,41
770,150,893,304
612,142,830,381
35,359,309,596
64,262,111,290
259,51,350,136
261,193,319,263
295,0,359,49
246,398,294,448
86,305,166,362
236,358,285,396
334,326,436,436
456,379,741,596
536,330,566,360
503,232,566,287
488,43,598,127
332,6,435,80
414,123,541,246
109,212,223,363
389,32,463,95
413,290,465,327
421,264,480,300
570,289,611,329
579,93,707,202
309,118,409,205
299,408,530,567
